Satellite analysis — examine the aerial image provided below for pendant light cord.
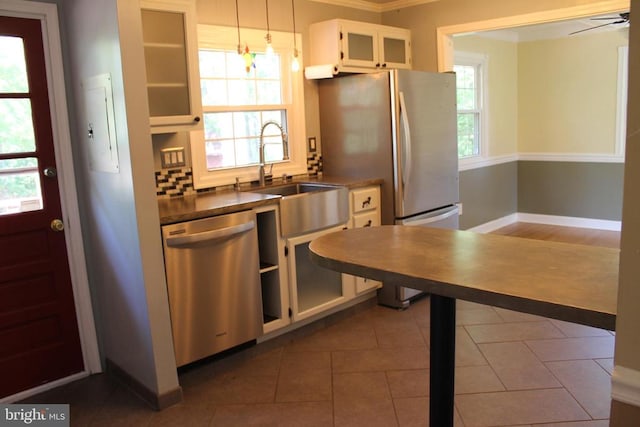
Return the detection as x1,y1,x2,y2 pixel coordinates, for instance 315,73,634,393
265,0,270,34
291,0,297,50
235,0,241,53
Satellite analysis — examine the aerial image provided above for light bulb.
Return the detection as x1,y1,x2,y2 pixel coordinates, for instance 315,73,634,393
291,49,300,72
265,33,274,56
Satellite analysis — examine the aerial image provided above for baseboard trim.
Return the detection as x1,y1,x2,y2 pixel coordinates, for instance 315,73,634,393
466,213,621,233
0,371,89,403
516,213,621,231
612,366,640,408
105,358,182,410
467,214,518,233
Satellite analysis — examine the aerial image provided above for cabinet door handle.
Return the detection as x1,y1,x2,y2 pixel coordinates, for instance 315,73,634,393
194,116,201,123
363,220,372,227
362,197,371,209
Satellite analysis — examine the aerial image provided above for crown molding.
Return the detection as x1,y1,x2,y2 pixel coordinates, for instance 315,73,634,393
308,0,438,13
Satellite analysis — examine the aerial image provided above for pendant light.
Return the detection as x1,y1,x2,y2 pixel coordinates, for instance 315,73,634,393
290,0,299,71
235,0,242,54
265,0,274,55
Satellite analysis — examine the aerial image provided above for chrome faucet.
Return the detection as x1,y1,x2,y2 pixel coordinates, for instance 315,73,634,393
258,120,289,186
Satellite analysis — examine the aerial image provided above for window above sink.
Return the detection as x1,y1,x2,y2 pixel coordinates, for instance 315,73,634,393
190,25,308,190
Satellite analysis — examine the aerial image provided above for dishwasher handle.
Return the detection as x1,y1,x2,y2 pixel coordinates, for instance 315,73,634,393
166,220,255,247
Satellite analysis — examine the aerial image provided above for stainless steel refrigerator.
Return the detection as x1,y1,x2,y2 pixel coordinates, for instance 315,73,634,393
318,69,459,308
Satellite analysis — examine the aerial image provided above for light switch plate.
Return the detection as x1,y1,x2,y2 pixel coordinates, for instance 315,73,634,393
161,147,186,168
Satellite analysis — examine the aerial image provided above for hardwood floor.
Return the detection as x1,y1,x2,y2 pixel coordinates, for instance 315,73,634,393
491,222,621,249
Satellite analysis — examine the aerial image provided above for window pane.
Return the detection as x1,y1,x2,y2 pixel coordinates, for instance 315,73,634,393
457,113,478,157
255,54,281,79
454,64,476,110
0,157,42,215
0,36,29,93
262,135,285,162
204,112,233,139
227,51,250,78
457,88,476,110
228,79,257,105
262,110,285,125
236,137,258,165
0,98,36,154
201,79,228,106
199,50,226,78
257,81,282,104
233,111,260,138
206,140,235,169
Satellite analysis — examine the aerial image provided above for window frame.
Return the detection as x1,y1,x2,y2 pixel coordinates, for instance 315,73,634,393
615,45,628,158
191,25,307,189
454,51,488,167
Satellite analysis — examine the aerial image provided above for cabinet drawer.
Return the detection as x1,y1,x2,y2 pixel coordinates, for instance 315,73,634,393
352,210,380,228
351,187,380,214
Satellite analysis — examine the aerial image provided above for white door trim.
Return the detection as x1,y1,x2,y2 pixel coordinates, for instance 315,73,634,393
436,0,630,71
0,0,101,389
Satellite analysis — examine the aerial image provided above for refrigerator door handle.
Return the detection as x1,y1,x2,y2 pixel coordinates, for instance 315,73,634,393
399,91,412,190
403,205,459,227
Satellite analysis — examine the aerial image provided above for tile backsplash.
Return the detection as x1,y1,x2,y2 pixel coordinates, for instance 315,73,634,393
155,168,196,198
155,153,323,199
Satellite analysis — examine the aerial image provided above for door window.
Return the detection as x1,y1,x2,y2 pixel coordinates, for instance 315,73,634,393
0,35,42,215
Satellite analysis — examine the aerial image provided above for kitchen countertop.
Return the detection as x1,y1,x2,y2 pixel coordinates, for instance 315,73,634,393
158,175,383,225
310,225,618,330
309,225,619,426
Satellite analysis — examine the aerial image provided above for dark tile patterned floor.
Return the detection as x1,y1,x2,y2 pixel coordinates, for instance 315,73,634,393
21,295,614,426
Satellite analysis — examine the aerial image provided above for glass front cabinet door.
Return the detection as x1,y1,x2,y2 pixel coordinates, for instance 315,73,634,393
341,22,411,70
140,0,203,133
309,19,412,73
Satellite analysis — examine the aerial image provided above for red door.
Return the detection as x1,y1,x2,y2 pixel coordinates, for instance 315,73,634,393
0,16,84,398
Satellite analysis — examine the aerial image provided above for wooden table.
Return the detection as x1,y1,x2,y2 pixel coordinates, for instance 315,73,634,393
309,226,619,426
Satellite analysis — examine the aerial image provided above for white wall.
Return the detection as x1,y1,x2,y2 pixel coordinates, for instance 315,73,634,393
59,0,178,396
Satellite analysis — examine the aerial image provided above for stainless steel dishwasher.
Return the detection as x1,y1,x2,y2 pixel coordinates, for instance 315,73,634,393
161,210,263,367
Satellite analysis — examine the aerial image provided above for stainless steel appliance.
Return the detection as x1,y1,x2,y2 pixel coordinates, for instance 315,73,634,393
162,210,263,367
318,69,459,308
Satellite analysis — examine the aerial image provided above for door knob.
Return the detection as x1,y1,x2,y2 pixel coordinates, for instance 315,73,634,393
44,167,57,178
50,219,65,232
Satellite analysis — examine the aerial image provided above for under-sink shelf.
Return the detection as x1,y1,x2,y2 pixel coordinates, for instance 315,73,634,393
259,262,278,274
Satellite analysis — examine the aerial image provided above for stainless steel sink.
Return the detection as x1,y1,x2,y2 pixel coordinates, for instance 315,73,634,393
246,183,349,237
247,182,335,196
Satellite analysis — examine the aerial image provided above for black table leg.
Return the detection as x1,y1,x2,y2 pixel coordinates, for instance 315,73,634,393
430,294,456,427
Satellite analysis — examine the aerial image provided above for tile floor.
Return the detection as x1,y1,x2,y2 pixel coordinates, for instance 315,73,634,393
21,296,615,426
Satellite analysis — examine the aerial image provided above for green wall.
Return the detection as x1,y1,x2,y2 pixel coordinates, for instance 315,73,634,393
458,160,624,229
518,161,624,220
459,162,517,229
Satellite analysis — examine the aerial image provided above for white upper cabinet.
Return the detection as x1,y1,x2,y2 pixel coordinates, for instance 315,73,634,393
140,0,203,133
309,19,412,73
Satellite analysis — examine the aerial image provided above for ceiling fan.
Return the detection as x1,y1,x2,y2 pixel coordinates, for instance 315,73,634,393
569,12,630,35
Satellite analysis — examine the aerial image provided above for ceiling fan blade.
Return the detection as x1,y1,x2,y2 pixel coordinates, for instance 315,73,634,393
569,21,616,35
590,12,629,21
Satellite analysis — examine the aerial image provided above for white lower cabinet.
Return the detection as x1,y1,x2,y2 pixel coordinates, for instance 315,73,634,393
286,225,354,322
255,186,382,334
348,186,382,294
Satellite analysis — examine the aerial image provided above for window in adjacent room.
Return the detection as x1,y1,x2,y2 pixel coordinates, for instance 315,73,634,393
191,25,306,189
454,52,487,160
